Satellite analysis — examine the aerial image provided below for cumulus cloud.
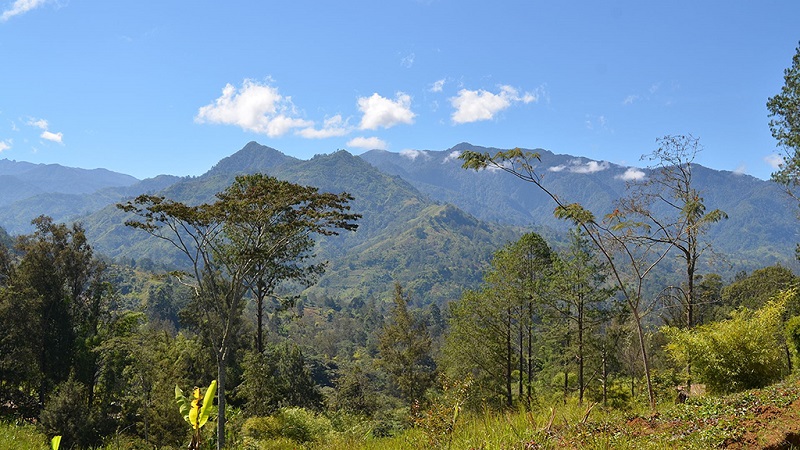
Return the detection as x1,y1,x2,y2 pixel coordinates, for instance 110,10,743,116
400,149,429,161
347,136,387,150
548,159,610,174
27,117,63,143
297,114,350,139
442,150,461,163
357,92,415,130
195,79,312,137
430,79,445,93
733,164,747,176
616,167,646,181
40,130,63,143
450,85,538,124
0,139,11,152
765,153,784,169
2,0,48,22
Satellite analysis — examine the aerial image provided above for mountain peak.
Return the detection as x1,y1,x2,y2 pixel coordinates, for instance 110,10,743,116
204,141,297,176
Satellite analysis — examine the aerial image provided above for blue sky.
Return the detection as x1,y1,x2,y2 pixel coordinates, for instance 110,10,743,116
0,1,798,180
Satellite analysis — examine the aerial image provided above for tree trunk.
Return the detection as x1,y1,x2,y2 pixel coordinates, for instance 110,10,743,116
578,300,584,405
506,307,513,408
217,353,226,450
633,308,655,408
602,343,608,407
256,281,265,354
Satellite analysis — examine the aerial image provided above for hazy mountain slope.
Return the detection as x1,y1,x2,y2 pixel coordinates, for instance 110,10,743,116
0,159,138,207
360,143,798,269
0,174,183,235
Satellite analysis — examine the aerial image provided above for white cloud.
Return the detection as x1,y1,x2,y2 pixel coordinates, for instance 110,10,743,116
400,149,429,161
347,136,387,150
28,118,48,129
40,130,62,143
616,167,646,181
357,92,415,130
430,79,445,93
0,139,11,152
585,115,608,131
733,164,747,175
1,0,48,22
401,53,415,68
765,153,784,169
195,79,312,137
450,85,538,124
548,159,610,174
572,160,609,173
623,95,639,105
297,114,350,139
442,150,461,163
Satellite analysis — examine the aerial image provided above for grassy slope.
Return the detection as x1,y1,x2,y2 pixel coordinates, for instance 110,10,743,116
8,379,800,449
317,377,800,450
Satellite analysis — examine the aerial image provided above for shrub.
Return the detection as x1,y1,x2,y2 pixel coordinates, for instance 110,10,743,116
663,292,792,394
39,379,100,449
241,407,331,445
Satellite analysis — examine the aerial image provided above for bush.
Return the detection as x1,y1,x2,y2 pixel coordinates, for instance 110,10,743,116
241,407,332,445
39,379,100,449
663,292,792,394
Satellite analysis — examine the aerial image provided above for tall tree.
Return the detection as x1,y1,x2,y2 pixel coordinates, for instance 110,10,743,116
617,135,726,388
118,174,358,449
551,229,614,404
488,232,552,407
215,174,328,353
769,43,800,216
443,232,552,408
377,283,436,403
461,149,671,408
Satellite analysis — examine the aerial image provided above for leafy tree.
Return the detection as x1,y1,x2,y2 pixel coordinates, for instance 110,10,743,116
551,229,615,404
216,174,331,353
489,232,553,407
10,216,107,406
239,343,323,416
663,291,793,394
769,43,800,215
443,232,552,408
118,174,358,448
721,264,798,313
377,283,436,403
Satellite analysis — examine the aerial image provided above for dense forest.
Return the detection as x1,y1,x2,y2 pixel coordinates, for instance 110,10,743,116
2,45,800,450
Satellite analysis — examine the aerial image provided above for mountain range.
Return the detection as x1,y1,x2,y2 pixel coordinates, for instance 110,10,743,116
0,142,797,304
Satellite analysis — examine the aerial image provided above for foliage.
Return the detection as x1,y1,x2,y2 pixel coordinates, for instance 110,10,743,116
377,284,436,403
118,173,358,448
721,264,798,312
769,43,800,194
241,407,332,445
39,378,100,449
176,380,217,435
239,344,323,416
663,292,793,394
410,374,472,448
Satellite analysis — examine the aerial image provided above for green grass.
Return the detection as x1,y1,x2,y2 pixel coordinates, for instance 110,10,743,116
0,422,48,450
7,377,800,449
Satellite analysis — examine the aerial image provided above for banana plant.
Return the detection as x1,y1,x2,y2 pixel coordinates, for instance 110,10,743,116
176,380,217,450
